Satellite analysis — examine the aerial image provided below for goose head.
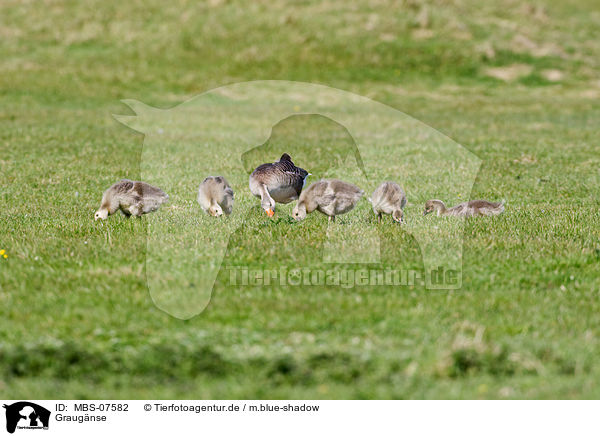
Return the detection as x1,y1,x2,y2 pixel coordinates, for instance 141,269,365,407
292,203,307,221
261,195,276,217
208,204,224,217
392,209,404,223
94,208,109,221
423,200,445,216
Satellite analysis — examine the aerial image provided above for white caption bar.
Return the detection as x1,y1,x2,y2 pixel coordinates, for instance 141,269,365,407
0,400,597,435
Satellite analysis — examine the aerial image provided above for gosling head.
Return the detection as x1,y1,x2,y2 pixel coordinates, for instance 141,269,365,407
208,204,224,217
423,199,445,216
94,208,109,221
292,203,307,221
261,196,276,217
392,209,404,223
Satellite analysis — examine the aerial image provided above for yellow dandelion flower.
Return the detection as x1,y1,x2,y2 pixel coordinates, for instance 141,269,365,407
0,249,4,255
2,254,6,259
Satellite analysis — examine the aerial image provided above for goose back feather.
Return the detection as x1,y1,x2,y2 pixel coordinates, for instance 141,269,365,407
249,153,309,204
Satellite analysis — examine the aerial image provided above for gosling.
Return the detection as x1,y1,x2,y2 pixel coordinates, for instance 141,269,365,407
292,179,364,222
197,176,234,217
95,179,168,220
423,199,504,217
370,181,407,223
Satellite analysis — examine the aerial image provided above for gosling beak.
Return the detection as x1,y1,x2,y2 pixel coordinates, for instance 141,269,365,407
423,210,427,216
266,208,275,217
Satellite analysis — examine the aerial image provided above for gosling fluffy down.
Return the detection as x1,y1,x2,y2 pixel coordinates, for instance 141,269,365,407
292,179,364,222
423,199,505,217
370,181,407,223
95,179,169,220
197,176,234,217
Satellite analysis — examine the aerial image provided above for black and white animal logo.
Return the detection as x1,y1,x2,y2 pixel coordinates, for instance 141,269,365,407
3,402,50,434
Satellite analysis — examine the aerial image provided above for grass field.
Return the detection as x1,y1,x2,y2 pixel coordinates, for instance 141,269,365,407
1,0,600,399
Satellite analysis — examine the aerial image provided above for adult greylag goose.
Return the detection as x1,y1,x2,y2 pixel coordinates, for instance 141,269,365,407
197,176,234,217
370,181,407,223
423,199,504,217
94,179,168,220
292,179,364,222
249,153,309,217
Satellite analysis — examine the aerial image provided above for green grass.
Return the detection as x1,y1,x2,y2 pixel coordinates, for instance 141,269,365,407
1,0,600,399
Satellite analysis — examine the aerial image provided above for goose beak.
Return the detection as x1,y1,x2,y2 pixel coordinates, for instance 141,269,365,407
422,210,427,216
266,208,275,217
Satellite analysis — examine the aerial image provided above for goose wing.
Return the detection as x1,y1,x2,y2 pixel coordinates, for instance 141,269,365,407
251,155,309,199
272,158,309,196
448,202,470,217
474,200,504,216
